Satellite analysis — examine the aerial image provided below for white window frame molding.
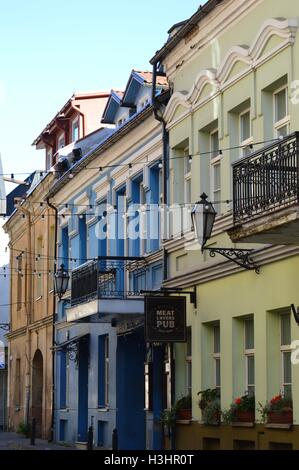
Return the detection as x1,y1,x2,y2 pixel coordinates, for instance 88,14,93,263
280,313,292,397
273,85,290,138
239,108,253,156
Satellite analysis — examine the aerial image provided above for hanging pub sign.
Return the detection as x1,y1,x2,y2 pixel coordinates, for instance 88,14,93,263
145,296,186,343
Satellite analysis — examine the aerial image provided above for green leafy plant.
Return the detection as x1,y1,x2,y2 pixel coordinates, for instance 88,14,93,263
222,394,255,424
175,395,192,411
16,421,31,437
197,388,221,425
258,394,293,423
159,407,177,429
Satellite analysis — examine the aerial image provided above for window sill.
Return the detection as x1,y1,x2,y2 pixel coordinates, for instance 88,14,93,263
265,423,292,430
176,419,193,425
232,422,255,428
35,296,43,302
98,407,109,412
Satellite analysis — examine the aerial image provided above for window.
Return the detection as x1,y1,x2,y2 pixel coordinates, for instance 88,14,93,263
104,336,109,406
184,147,191,205
213,325,220,391
98,335,109,407
79,215,87,263
72,118,79,142
17,255,22,311
144,362,152,411
186,327,192,397
36,237,43,298
60,351,69,409
158,168,163,204
139,182,147,255
244,318,255,396
46,148,53,170
274,87,289,138
14,358,21,407
49,225,55,280
141,98,149,109
280,313,292,399
239,109,252,156
57,134,65,150
210,130,221,214
163,345,172,410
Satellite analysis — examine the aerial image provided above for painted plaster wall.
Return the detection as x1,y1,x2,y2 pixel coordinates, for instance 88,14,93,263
161,0,299,425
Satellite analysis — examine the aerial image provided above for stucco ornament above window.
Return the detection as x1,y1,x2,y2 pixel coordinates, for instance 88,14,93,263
164,17,298,126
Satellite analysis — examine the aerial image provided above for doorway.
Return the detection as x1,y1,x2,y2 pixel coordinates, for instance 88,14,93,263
32,349,43,437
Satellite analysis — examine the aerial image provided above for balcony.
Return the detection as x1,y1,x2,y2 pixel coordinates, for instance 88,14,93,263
66,256,147,322
229,133,299,245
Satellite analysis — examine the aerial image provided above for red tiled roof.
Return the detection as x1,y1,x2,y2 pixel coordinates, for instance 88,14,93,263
133,70,168,88
112,90,124,99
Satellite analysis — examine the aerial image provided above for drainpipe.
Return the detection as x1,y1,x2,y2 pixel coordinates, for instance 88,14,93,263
19,205,32,428
46,197,58,442
152,62,169,281
70,99,86,138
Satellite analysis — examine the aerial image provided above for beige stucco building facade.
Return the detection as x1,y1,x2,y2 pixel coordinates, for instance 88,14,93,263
4,174,55,438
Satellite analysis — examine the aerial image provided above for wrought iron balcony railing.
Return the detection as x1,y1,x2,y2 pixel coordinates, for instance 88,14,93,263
233,132,299,223
71,256,147,307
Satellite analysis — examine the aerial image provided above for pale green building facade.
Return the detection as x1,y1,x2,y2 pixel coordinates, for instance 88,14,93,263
152,0,299,449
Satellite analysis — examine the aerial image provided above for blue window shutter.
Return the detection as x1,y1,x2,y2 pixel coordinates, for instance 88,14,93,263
60,352,67,409
98,336,106,407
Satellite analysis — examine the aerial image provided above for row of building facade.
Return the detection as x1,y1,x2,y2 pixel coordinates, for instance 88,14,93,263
3,0,299,450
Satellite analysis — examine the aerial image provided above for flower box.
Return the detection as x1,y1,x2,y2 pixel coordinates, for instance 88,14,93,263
176,409,192,420
267,409,293,425
235,410,255,423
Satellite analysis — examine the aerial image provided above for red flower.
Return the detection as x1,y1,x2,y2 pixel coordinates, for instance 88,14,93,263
271,395,282,404
235,397,242,405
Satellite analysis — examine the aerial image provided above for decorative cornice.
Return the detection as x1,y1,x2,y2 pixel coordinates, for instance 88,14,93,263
164,17,298,126
28,316,53,332
7,326,27,340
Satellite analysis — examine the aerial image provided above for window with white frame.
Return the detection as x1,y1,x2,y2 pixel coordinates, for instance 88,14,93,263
213,324,220,392
183,147,191,204
186,327,192,397
244,318,255,396
71,118,79,142
183,147,192,232
139,182,147,255
105,335,109,406
280,313,292,399
210,129,221,214
239,109,252,156
158,168,163,204
274,86,289,138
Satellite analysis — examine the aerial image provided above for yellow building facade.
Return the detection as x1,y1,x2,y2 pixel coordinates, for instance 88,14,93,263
4,174,55,439
152,0,299,449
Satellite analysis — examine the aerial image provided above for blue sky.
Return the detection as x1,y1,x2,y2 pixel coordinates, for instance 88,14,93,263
0,0,201,179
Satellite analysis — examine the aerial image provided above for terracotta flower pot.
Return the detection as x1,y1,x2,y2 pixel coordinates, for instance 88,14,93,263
267,409,293,424
235,410,255,423
176,409,192,420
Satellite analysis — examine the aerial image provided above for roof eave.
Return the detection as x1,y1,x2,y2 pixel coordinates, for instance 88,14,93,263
150,0,224,65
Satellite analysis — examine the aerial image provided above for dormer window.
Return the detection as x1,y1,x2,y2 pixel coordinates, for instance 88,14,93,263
57,133,65,150
118,118,126,127
71,118,79,142
141,99,149,109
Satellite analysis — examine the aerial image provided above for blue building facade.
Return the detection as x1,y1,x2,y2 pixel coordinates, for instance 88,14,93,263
50,70,169,449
